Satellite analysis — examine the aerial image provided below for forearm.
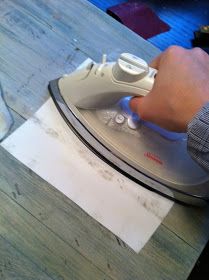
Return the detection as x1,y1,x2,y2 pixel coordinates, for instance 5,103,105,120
187,102,209,171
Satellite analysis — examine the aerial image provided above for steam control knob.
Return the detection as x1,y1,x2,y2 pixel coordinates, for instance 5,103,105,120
112,53,149,83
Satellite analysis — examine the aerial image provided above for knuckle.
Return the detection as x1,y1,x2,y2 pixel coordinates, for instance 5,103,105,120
165,45,184,58
192,47,206,57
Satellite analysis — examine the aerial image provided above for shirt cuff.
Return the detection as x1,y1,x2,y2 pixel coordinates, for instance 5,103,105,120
187,102,209,170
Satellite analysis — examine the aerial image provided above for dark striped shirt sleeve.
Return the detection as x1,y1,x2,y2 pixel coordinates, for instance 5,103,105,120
187,102,209,171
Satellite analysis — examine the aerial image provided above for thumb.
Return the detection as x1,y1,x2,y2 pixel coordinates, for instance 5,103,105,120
129,96,147,119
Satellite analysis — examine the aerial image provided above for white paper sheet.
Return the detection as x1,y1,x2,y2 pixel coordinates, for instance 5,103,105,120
1,97,173,252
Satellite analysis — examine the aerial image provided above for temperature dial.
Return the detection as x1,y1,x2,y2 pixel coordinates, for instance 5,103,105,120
112,53,149,83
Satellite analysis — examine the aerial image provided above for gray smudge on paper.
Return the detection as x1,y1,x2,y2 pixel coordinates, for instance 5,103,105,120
31,116,61,141
78,148,114,182
78,146,164,220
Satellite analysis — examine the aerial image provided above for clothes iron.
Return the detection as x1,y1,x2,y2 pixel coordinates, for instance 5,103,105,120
49,53,209,206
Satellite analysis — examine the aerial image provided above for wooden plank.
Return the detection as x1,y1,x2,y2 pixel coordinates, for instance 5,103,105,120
163,204,209,252
6,0,160,61
143,226,199,279
0,189,112,280
0,0,159,120
9,108,25,133
0,0,208,279
0,3,87,118
0,235,53,280
0,146,199,280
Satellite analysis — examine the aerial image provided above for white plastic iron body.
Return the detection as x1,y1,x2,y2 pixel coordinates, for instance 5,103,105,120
48,53,209,206
58,53,157,109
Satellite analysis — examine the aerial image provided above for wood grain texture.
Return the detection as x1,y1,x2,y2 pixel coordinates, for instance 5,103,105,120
0,0,159,120
0,0,209,279
0,188,111,280
0,236,53,280
0,147,199,280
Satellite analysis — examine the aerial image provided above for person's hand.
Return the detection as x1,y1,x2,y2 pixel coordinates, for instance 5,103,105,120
130,46,209,132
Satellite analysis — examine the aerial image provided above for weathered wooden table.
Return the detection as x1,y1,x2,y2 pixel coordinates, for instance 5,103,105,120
0,1,209,279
